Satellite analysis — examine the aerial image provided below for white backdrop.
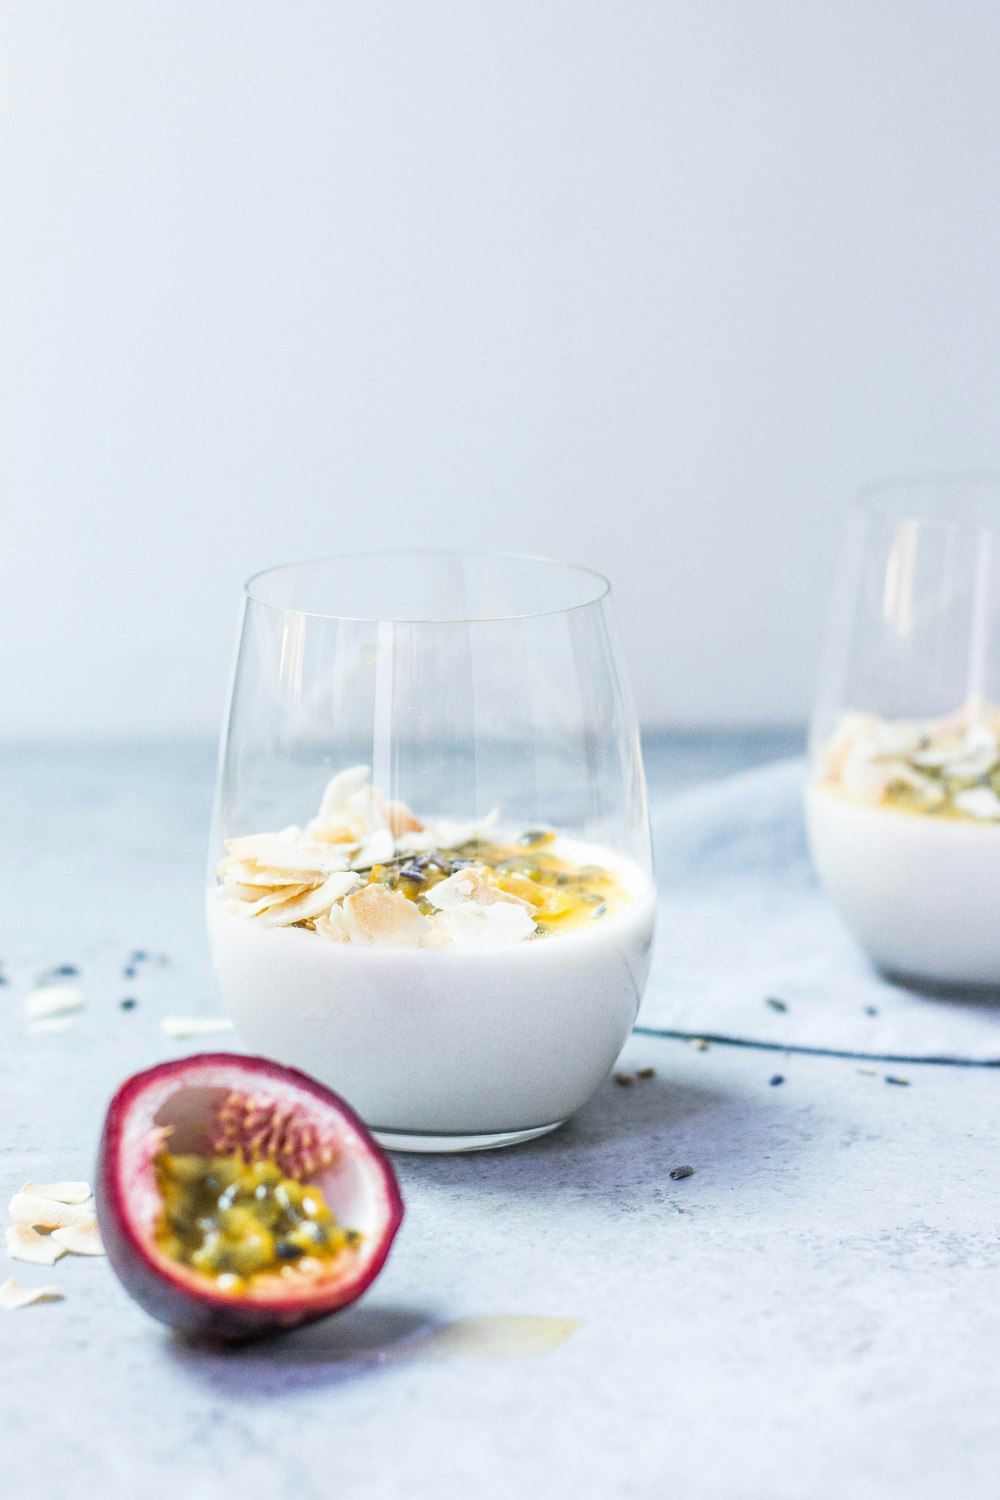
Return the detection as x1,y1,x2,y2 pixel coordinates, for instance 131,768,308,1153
2,1,999,737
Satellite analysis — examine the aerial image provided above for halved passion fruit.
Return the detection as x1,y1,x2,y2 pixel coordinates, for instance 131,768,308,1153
95,1054,404,1342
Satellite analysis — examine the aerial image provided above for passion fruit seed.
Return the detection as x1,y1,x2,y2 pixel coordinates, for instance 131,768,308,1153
155,1151,360,1289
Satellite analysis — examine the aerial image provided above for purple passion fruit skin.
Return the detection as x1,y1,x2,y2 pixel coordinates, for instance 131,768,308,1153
95,1054,404,1344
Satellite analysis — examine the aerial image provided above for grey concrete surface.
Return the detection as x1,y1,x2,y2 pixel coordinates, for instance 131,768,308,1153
3,731,998,1500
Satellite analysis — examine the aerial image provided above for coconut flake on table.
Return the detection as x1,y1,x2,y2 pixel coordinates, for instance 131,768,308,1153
8,1192,96,1231
20,1181,92,1204
160,1016,236,1038
0,1278,63,1310
5,1225,67,1266
51,1220,104,1257
23,984,85,1021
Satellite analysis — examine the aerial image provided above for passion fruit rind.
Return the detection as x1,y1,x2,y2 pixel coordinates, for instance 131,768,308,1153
96,1053,404,1343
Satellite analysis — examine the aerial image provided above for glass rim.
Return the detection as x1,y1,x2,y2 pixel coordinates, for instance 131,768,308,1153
243,548,612,624
857,471,1000,527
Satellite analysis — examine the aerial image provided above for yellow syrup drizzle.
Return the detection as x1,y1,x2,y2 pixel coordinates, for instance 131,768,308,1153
366,830,631,934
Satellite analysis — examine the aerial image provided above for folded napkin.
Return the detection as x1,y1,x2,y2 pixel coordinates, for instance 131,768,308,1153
638,760,1000,1062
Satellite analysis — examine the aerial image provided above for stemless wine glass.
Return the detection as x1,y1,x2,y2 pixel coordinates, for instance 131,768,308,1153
208,551,655,1151
807,476,1000,985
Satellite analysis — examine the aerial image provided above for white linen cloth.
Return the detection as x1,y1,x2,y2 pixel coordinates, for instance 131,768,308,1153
639,760,1000,1061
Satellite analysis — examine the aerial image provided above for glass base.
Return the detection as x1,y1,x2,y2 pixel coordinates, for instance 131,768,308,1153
372,1120,565,1154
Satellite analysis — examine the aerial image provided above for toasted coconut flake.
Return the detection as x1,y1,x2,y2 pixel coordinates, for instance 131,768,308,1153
20,1181,91,1205
430,810,500,846
223,834,328,874
428,866,533,913
394,829,440,855
0,1278,63,1310
307,820,362,847
6,1225,68,1266
317,765,371,820
222,863,329,889
820,704,1000,820
237,882,315,918
314,906,349,942
347,783,389,831
51,1220,104,1257
8,1192,95,1230
343,884,431,946
350,829,396,870
219,880,271,902
252,872,361,927
431,899,536,947
386,799,424,837
160,1016,236,1038
24,984,85,1021
953,786,1000,820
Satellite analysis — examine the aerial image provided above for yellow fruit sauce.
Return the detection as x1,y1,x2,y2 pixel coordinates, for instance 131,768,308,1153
155,1151,360,1290
365,830,632,934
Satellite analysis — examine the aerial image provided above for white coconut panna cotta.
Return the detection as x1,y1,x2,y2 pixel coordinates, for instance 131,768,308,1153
208,768,655,1143
806,705,1000,984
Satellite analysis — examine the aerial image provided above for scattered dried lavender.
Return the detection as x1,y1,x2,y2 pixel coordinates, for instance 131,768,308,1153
669,1165,694,1181
769,1074,785,1087
765,997,788,1013
39,964,78,983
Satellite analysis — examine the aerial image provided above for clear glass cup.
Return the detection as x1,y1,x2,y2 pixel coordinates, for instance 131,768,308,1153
207,551,655,1151
807,476,1000,985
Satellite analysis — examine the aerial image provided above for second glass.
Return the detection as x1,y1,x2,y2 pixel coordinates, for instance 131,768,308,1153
208,551,655,1151
807,477,1000,986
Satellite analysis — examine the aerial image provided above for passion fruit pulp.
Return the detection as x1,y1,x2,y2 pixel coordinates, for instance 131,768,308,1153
95,1054,404,1343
